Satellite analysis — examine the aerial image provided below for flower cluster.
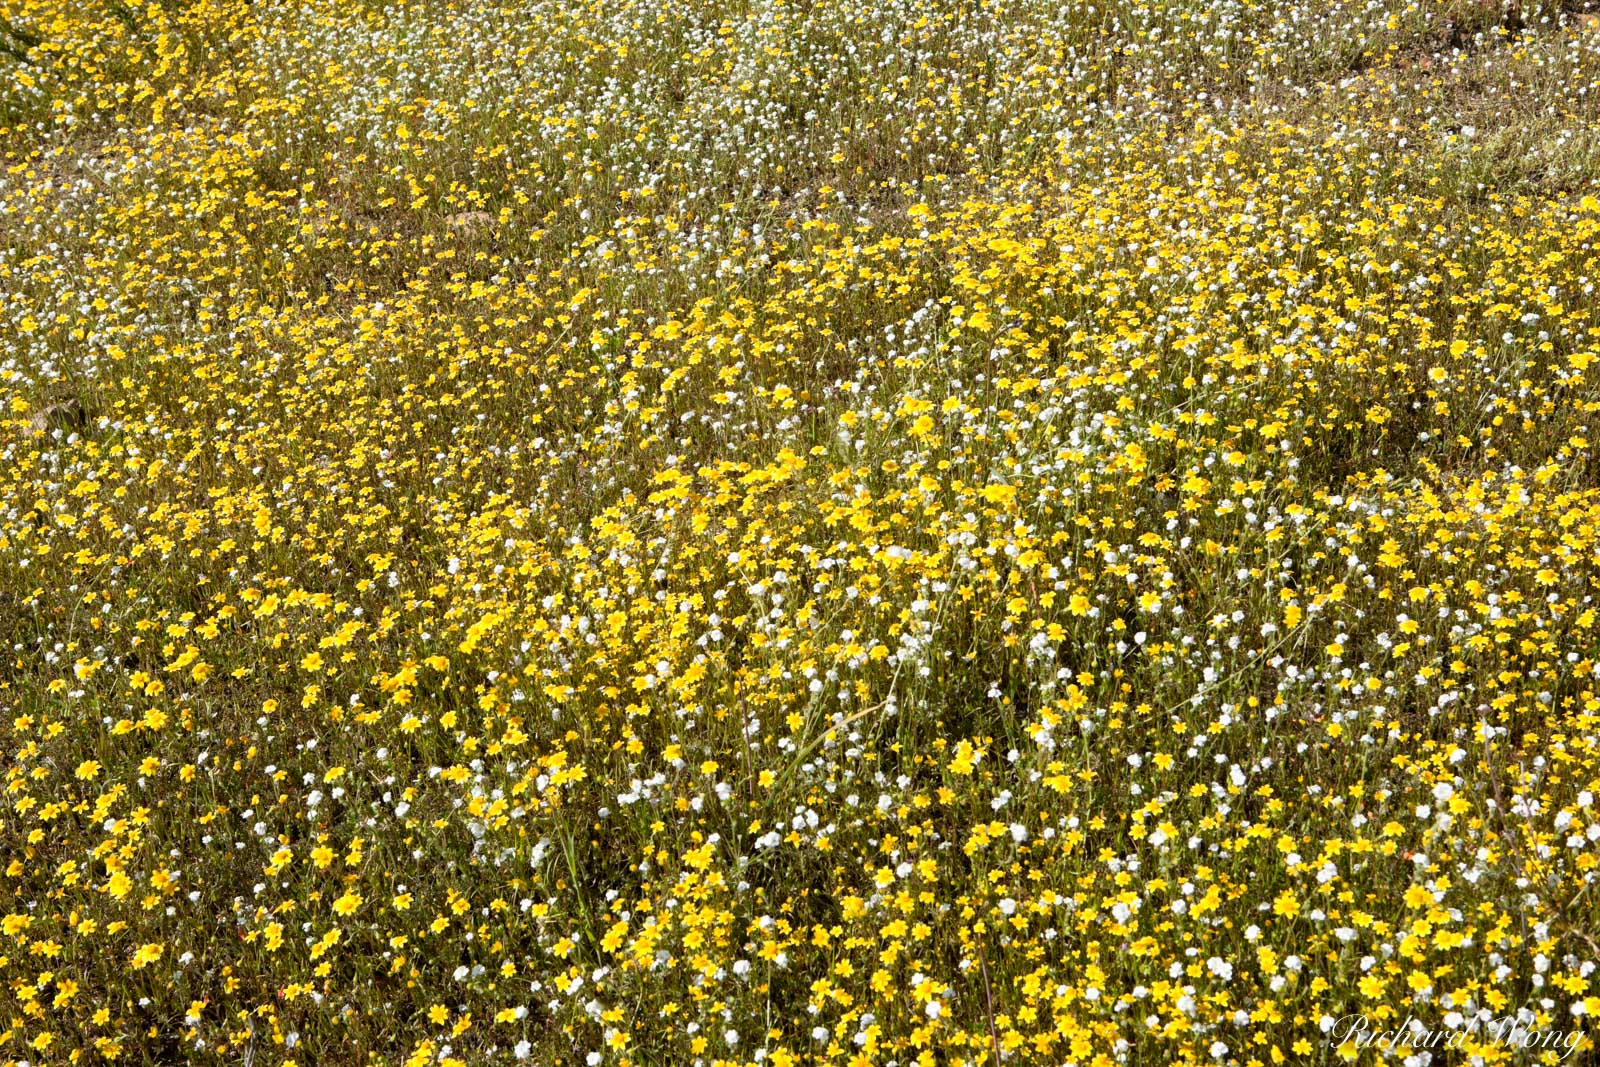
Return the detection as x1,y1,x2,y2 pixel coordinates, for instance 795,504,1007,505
3,0,1600,1064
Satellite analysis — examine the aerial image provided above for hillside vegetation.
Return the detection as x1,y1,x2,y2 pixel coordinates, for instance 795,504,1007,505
5,0,1600,1064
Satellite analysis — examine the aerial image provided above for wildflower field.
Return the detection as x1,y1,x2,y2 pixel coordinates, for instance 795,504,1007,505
10,0,1600,1063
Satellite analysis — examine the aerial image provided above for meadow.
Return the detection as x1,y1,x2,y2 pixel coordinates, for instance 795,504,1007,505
5,0,1600,1063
